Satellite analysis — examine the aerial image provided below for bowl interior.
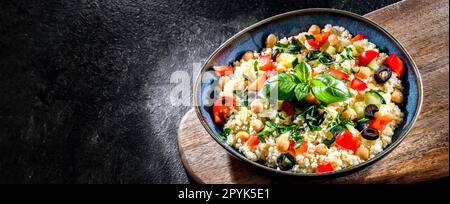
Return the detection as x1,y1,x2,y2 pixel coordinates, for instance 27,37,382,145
195,9,421,175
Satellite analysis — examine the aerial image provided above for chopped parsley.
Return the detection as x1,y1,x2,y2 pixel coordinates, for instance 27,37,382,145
305,34,315,40
219,128,231,141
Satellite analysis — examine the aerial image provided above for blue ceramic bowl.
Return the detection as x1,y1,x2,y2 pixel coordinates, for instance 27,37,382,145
194,8,423,176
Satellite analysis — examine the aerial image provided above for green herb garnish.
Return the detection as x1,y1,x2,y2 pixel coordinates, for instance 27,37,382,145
219,128,231,141
305,34,315,40
275,42,288,48
311,74,351,104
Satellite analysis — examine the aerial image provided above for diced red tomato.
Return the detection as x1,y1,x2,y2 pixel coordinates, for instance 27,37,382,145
248,73,268,91
369,115,394,132
351,34,365,42
212,96,236,124
287,140,296,156
326,69,350,80
385,54,404,78
213,112,224,124
317,162,334,173
335,130,358,152
295,141,308,155
349,77,367,91
258,55,275,71
359,50,379,66
247,134,259,147
281,101,295,116
213,66,234,76
307,32,330,49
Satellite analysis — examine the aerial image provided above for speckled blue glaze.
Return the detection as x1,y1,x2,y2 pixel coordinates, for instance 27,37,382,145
194,9,422,176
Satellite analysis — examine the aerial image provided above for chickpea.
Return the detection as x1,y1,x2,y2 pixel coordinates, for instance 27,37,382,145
242,51,254,61
391,89,404,104
236,131,249,141
299,34,306,42
264,49,273,57
276,135,290,152
328,34,339,45
355,146,369,160
328,102,341,107
341,108,357,121
308,24,321,35
218,76,230,90
356,67,373,79
315,144,328,155
313,64,327,77
355,92,365,101
304,92,319,104
250,99,264,113
367,82,377,90
275,63,287,73
279,38,289,45
265,34,278,48
250,119,264,132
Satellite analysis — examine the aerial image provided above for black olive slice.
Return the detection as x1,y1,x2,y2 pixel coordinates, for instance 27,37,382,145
277,153,295,171
314,111,327,126
361,128,380,140
364,104,379,119
356,122,369,132
374,65,392,83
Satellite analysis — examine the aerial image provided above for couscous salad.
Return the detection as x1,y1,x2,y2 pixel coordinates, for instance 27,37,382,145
211,24,405,173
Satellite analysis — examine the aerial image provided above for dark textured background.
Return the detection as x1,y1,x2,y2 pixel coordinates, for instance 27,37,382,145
0,0,402,183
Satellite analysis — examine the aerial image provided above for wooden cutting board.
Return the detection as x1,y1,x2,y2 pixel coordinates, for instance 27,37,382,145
177,0,449,184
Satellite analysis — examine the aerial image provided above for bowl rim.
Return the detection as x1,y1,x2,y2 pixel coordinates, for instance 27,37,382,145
193,8,423,177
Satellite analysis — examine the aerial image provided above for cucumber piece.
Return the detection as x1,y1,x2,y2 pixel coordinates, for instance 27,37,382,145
325,46,336,56
364,90,386,105
308,59,321,68
367,59,379,71
278,53,297,68
291,58,299,67
353,101,366,118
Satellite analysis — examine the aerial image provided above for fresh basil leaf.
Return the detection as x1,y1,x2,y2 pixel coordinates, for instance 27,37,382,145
294,83,310,101
311,74,351,104
295,61,312,83
277,73,298,100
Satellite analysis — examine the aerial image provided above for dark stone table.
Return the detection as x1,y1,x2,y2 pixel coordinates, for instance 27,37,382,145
0,0,399,183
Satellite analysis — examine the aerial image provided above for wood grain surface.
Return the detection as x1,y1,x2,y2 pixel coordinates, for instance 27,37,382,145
177,0,449,184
